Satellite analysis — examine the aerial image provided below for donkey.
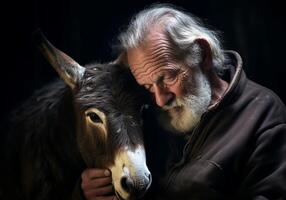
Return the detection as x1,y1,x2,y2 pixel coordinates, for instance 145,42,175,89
3,31,151,200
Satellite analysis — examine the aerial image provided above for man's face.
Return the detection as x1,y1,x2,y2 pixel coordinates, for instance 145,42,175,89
127,31,211,133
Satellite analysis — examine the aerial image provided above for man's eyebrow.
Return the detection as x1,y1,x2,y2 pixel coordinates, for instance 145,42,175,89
156,74,165,84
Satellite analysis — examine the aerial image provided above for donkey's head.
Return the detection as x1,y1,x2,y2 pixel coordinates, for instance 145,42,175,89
33,31,151,200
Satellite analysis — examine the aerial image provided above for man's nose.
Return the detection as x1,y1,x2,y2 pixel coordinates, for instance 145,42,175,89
153,84,174,107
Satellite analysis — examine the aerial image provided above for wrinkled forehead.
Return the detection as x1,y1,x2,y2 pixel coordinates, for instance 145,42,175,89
127,32,179,83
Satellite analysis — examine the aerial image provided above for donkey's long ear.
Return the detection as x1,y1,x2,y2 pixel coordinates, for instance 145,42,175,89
33,30,85,89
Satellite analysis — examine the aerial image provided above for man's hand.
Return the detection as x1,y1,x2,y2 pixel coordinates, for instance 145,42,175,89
81,168,118,200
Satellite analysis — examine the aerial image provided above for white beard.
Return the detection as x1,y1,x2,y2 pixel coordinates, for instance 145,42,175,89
157,68,211,134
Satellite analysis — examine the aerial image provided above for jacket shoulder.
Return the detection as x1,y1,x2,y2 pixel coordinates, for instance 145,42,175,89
245,80,286,127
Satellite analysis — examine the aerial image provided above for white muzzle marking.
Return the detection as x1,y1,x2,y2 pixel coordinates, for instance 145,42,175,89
109,145,151,200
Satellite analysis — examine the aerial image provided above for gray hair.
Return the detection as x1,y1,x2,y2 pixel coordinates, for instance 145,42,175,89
119,4,227,75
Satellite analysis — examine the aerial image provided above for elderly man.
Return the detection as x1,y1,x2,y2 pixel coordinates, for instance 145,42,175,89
81,4,286,200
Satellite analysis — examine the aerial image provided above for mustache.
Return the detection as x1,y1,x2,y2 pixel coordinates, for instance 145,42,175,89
161,97,187,110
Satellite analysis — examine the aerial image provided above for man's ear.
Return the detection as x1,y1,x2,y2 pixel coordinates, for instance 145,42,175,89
194,38,212,72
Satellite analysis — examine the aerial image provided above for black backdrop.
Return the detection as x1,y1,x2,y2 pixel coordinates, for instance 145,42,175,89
2,0,286,124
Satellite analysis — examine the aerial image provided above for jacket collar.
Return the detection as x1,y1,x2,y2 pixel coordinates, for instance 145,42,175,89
208,50,247,111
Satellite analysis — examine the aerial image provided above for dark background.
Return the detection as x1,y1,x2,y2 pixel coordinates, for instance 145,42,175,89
1,0,285,125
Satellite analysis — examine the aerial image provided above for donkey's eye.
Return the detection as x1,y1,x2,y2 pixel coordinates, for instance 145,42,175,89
87,112,103,123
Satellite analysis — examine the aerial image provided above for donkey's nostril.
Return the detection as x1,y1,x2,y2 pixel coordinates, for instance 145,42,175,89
120,176,134,193
146,172,151,181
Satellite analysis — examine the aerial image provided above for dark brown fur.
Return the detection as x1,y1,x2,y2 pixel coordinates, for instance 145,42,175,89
2,63,147,200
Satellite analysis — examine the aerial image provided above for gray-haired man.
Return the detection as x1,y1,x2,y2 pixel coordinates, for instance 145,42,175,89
81,4,286,200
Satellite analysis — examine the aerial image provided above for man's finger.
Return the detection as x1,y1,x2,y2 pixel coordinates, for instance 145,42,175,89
81,168,111,181
82,176,113,190
93,196,118,200
84,185,114,199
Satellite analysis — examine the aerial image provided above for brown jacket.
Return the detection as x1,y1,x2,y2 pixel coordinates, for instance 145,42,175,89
142,51,286,200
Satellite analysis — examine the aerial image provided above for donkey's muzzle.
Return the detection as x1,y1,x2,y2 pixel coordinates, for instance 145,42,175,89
120,172,152,198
